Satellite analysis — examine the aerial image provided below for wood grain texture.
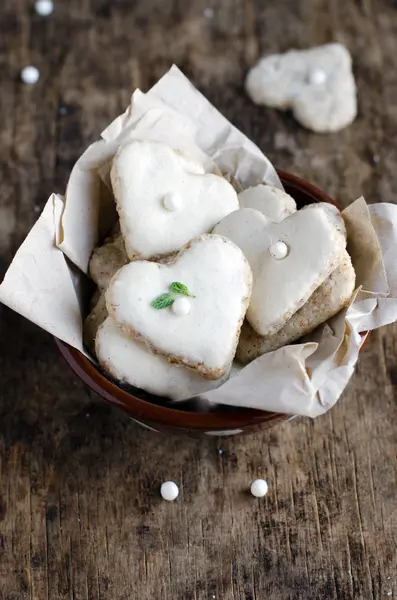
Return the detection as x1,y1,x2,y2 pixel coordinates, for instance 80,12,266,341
1,0,397,598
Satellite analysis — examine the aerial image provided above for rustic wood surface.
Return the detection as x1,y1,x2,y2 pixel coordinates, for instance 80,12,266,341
1,0,397,598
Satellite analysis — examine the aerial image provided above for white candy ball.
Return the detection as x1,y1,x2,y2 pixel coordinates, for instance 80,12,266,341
172,296,191,316
269,241,288,260
308,68,327,86
163,192,182,211
20,66,40,85
250,479,268,498
160,481,179,501
34,0,54,16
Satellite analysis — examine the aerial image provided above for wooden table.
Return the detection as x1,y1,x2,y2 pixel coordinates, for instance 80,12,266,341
1,1,397,598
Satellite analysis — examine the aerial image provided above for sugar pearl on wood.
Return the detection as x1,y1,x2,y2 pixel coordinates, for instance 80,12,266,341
172,297,191,316
308,68,327,85
160,481,179,501
34,0,54,16
20,66,40,85
269,241,288,260
250,479,268,498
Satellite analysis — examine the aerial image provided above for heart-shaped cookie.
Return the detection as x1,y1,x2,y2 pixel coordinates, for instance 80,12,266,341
245,43,357,133
96,317,226,400
238,185,296,222
111,140,239,260
236,250,355,363
213,206,346,336
106,234,252,379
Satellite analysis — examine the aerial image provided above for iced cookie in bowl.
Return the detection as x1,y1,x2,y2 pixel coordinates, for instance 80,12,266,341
238,184,296,222
106,234,253,380
95,317,227,401
213,205,346,337
236,250,356,363
111,140,239,260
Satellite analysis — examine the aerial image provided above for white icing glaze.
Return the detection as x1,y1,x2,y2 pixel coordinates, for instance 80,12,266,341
308,68,327,85
245,43,357,133
269,241,288,260
172,296,191,316
163,192,182,211
303,202,346,237
213,206,346,336
106,235,252,379
238,185,296,222
111,140,239,259
96,317,226,400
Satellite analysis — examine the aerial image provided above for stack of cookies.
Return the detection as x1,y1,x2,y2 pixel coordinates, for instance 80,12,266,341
84,138,355,401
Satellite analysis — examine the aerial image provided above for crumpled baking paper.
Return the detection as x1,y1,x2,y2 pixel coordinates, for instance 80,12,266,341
1,65,397,418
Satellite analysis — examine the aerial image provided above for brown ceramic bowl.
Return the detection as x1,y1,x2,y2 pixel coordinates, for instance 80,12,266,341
55,171,343,437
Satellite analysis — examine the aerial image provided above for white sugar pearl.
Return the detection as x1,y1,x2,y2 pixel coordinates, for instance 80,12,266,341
163,192,182,211
160,481,179,501
20,66,40,85
269,241,288,260
34,0,54,16
172,296,191,316
250,479,268,498
308,68,327,86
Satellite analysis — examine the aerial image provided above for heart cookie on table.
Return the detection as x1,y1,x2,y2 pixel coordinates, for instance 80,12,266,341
96,317,226,401
213,206,346,336
245,43,357,133
111,140,239,260
106,234,252,380
238,185,296,222
236,250,356,363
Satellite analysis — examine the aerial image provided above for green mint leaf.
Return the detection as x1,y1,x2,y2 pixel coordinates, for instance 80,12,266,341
151,293,175,310
170,281,195,297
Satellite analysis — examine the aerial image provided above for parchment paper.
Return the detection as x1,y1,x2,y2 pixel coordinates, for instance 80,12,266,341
1,65,397,418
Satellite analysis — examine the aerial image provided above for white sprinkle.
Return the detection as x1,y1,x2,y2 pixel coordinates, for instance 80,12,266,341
20,66,40,85
204,7,214,18
160,481,179,501
269,241,288,260
308,68,327,86
163,192,182,211
172,297,191,316
250,479,268,498
34,0,54,16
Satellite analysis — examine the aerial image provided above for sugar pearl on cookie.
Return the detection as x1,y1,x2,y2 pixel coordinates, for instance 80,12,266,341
20,66,40,85
34,0,54,15
160,481,179,501
163,192,182,211
269,241,288,260
250,479,268,498
308,68,327,85
172,297,191,316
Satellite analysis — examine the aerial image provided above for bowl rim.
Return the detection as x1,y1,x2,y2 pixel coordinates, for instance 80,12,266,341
54,170,347,431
